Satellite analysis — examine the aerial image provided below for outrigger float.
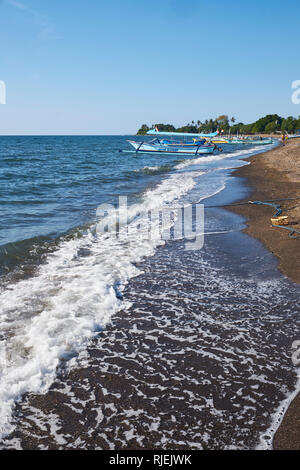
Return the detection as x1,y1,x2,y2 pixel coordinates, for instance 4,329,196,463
123,128,222,156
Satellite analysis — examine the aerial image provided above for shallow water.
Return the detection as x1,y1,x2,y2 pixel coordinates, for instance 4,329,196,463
1,136,298,449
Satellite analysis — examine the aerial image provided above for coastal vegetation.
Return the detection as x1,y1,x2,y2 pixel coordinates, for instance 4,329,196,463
137,114,300,135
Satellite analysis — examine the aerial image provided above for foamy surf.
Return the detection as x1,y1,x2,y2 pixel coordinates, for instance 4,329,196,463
0,140,280,444
257,371,300,450
133,165,172,175
175,144,276,170
0,169,205,439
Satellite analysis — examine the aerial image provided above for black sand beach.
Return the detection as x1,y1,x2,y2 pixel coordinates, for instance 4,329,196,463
2,145,300,450
229,138,300,449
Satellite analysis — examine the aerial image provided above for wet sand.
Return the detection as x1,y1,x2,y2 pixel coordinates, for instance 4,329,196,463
1,139,300,450
229,138,300,449
230,138,300,284
2,147,300,450
3,235,299,450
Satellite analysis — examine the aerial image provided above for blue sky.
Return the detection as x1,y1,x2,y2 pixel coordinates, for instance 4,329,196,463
0,0,299,134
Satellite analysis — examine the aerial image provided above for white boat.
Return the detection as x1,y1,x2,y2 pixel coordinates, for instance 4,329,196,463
227,136,274,145
127,140,216,155
287,134,300,139
125,128,221,156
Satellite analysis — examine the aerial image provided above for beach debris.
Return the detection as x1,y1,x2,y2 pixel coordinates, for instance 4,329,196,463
206,197,300,239
271,216,289,226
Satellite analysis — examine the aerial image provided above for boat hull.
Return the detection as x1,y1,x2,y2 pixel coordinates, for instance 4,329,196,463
228,138,274,145
211,139,229,144
127,140,215,155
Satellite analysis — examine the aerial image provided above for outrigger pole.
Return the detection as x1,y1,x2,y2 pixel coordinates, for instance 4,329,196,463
146,129,219,138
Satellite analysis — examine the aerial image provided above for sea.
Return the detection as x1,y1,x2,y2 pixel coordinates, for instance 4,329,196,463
0,135,299,450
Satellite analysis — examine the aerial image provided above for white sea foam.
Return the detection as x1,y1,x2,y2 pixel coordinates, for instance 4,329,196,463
0,169,205,439
257,370,300,450
0,142,279,441
175,145,274,170
133,165,159,172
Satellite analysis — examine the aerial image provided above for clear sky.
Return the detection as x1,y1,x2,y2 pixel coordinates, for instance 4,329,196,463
0,0,299,135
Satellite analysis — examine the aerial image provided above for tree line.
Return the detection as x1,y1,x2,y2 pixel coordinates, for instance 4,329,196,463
137,114,300,135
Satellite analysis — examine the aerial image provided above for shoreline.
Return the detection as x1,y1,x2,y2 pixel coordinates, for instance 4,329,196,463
1,139,300,449
229,138,300,449
229,139,300,284
3,142,298,450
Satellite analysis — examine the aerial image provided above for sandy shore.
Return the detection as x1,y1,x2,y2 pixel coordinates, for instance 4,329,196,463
230,137,300,449
231,138,300,284
1,138,300,450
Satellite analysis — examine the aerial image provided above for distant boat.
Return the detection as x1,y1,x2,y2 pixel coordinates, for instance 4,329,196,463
227,136,274,145
287,133,300,139
124,128,220,156
210,138,230,144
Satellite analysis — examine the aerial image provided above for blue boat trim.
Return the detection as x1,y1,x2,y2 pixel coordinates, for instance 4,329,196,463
147,129,219,138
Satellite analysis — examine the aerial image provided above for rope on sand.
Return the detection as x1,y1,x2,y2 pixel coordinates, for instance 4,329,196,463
205,197,300,239
248,201,300,239
205,196,300,209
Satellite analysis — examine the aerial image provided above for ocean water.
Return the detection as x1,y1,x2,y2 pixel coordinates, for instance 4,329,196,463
1,135,299,449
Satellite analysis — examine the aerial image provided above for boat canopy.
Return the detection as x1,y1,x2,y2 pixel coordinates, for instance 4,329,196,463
147,129,219,138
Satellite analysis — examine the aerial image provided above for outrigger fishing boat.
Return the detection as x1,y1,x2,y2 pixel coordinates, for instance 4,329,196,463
210,137,230,144
124,128,221,156
226,136,274,145
287,133,300,139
